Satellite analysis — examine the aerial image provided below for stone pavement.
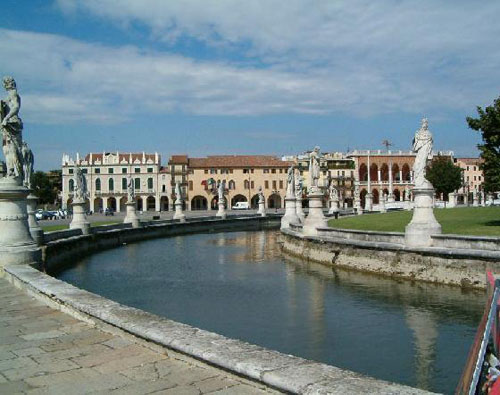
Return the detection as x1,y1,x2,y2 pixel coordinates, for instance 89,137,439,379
0,278,276,394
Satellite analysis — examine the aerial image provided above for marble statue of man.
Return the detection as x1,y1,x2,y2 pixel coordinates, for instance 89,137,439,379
286,165,295,197
218,180,225,201
329,178,338,201
73,166,88,202
127,176,135,202
175,181,182,203
412,118,433,189
308,146,321,192
1,76,24,182
294,169,303,200
258,186,264,203
21,141,33,188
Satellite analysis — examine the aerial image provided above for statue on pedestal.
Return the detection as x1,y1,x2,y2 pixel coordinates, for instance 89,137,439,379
286,165,295,198
127,176,135,203
308,146,321,193
21,142,33,188
73,166,88,202
412,118,433,189
258,186,264,204
217,180,225,202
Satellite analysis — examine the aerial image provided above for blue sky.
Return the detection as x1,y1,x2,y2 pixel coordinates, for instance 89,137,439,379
1,0,499,170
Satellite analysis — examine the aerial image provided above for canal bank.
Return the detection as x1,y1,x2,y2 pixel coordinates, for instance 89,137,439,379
2,215,431,394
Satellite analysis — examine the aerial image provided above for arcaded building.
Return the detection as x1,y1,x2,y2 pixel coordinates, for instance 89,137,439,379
61,152,171,213
169,155,293,210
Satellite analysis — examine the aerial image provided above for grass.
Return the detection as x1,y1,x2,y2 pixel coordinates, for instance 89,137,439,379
41,221,120,232
329,206,500,236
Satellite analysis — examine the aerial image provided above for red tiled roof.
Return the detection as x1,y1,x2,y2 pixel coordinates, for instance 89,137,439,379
456,157,483,165
188,155,293,168
84,152,157,165
169,155,189,164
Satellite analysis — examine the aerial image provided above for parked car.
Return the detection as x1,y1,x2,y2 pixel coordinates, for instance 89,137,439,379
104,208,114,216
35,210,56,220
232,202,249,210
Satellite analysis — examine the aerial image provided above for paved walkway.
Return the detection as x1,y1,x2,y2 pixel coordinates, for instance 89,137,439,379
0,278,275,394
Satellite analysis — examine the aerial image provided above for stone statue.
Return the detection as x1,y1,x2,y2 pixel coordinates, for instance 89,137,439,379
1,76,24,182
412,118,433,189
329,178,338,201
127,176,135,202
294,169,303,200
218,180,225,201
286,165,295,197
404,185,410,201
258,186,264,204
175,181,182,203
21,141,33,188
308,146,321,192
73,166,87,202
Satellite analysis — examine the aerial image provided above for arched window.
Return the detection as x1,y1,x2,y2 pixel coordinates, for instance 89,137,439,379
244,180,250,189
95,178,101,191
108,178,114,191
228,180,236,190
147,177,153,190
134,178,140,190
69,179,74,192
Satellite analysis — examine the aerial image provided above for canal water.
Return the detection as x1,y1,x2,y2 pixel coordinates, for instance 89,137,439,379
56,230,485,393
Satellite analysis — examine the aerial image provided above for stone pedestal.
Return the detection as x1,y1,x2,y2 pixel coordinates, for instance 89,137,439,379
258,200,266,217
70,199,90,235
473,193,479,207
487,193,495,206
405,188,442,247
481,192,486,207
302,191,327,236
124,201,140,228
328,198,339,215
295,198,305,223
387,194,395,204
0,179,41,267
216,200,226,219
447,192,456,208
281,197,300,230
364,193,373,211
27,194,43,245
379,195,387,213
173,200,186,222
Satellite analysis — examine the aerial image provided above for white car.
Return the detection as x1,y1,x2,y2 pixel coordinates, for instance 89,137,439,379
232,202,249,210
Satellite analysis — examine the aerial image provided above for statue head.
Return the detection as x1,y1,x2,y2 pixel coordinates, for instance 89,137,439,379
3,76,16,90
421,117,428,130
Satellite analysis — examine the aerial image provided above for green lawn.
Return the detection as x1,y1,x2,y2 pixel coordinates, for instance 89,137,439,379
41,221,120,232
329,207,500,236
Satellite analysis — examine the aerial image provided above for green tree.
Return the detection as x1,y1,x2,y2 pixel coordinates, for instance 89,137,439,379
426,156,462,199
467,96,500,192
32,170,61,206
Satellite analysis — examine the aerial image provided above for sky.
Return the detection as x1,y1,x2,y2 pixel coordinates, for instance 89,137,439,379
0,0,499,170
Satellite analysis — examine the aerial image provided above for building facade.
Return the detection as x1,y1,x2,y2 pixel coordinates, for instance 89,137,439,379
454,157,484,203
169,155,293,210
62,152,171,213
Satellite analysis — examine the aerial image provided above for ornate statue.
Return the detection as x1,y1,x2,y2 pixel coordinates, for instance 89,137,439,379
73,166,87,202
175,181,182,203
286,165,295,197
1,76,24,182
21,141,33,188
218,180,225,202
308,146,321,192
258,186,264,203
127,175,135,202
294,169,303,200
329,178,338,201
412,118,433,189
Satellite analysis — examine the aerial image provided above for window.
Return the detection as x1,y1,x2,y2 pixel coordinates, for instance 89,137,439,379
243,169,249,174
95,168,100,174
204,169,208,174
263,169,269,174
228,180,236,190
265,181,269,189
244,180,250,189
271,169,276,174
69,179,74,191
135,168,140,173
109,178,114,191
251,181,254,189
210,169,217,174
474,176,477,181
272,181,277,189
122,168,127,174
479,176,482,181
147,178,153,189
162,185,166,192
134,178,140,190
68,168,74,174
467,166,470,171
188,169,194,174
229,169,233,174
251,169,254,174
122,178,127,190
279,180,283,189
108,168,114,174
95,178,101,191
82,169,88,174
279,169,283,174
147,168,153,173
189,181,193,191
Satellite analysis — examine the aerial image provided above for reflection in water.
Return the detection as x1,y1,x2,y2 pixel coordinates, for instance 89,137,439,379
57,230,485,394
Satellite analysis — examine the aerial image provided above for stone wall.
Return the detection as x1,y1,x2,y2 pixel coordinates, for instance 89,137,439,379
281,228,499,289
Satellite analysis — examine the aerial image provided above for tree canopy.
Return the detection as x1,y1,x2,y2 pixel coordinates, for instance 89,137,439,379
32,170,62,206
426,156,462,198
467,96,500,192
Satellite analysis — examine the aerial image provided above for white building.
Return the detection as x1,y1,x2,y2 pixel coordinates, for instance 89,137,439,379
62,152,171,213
